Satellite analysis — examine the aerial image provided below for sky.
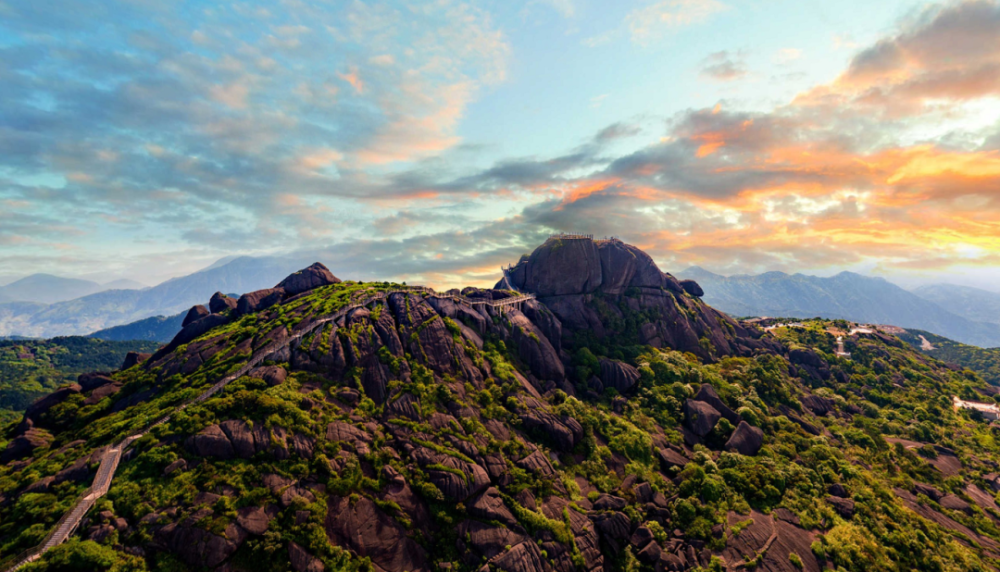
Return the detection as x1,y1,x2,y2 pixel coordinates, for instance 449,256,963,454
2,0,1000,291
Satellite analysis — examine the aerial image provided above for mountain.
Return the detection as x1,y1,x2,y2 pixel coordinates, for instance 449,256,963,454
912,283,1000,326
0,256,310,338
679,267,1000,348
0,274,106,304
0,336,160,425
89,312,185,343
898,328,1000,385
5,239,1000,571
101,278,147,291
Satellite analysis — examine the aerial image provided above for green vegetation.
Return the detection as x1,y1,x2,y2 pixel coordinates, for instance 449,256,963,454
0,337,159,424
6,281,1000,572
899,329,1000,385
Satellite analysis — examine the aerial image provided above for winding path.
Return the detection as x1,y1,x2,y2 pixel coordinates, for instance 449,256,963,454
3,285,534,570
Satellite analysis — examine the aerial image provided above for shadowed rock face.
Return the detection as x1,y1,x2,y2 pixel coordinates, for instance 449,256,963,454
276,262,341,296
497,237,775,361
325,496,429,572
209,292,237,314
523,238,603,296
182,305,209,327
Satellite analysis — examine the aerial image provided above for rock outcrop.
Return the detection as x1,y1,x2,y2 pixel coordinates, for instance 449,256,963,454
236,288,286,316
599,359,641,394
209,292,238,314
182,305,210,327
276,262,341,296
724,421,764,456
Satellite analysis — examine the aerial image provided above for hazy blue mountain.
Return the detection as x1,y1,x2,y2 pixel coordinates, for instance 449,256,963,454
89,312,184,343
0,255,309,338
679,267,1000,348
912,283,1000,326
102,278,147,290
0,274,106,304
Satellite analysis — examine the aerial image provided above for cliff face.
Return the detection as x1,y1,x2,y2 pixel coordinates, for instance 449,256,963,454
500,237,779,361
3,240,1000,572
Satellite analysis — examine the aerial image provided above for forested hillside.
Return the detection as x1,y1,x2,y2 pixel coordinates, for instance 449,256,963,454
899,329,1000,386
0,337,160,424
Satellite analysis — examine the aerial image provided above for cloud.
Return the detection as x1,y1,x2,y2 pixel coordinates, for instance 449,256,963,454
626,0,729,46
0,0,512,259
4,0,1000,290
799,0,1000,118
699,50,748,81
594,122,642,142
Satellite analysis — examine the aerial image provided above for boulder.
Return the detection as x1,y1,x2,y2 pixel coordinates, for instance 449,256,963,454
78,372,116,392
458,520,527,562
24,476,55,493
186,425,235,460
509,312,565,382
156,521,238,569
182,305,210,327
209,292,238,314
724,421,764,456
828,483,849,498
940,494,973,514
683,399,721,437
24,384,82,422
826,496,855,518
276,262,341,296
599,359,641,394
523,237,603,296
800,394,835,417
288,541,325,572
250,365,287,387
236,288,286,316
120,352,151,370
590,511,631,555
519,408,582,452
490,542,546,572
693,384,740,424
325,495,429,572
657,447,690,471
467,487,519,529
623,244,664,289
913,482,943,501
592,494,627,512
790,349,825,369
85,385,117,408
680,279,704,297
164,459,187,476
516,450,557,477
167,313,231,348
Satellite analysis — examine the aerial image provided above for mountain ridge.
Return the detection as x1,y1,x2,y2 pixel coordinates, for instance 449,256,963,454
678,267,1000,348
4,239,1000,572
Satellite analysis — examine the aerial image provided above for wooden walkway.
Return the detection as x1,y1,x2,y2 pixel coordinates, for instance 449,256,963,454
1,285,535,570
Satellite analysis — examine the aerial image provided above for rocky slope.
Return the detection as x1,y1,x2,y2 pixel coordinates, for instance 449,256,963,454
2,239,1000,572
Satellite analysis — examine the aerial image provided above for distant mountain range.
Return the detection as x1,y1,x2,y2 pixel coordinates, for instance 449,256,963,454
0,274,147,305
88,312,186,343
0,256,309,338
911,283,1000,326
678,267,1000,348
